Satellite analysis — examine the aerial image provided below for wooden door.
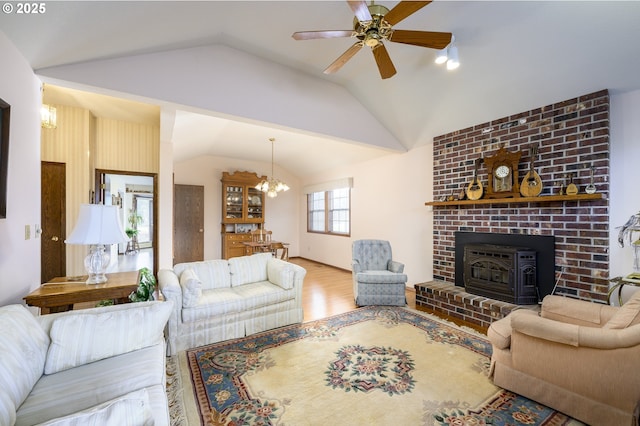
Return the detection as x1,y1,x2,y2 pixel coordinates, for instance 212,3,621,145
41,161,66,282
173,184,204,265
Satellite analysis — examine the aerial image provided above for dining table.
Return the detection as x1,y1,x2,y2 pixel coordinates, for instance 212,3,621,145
242,240,288,256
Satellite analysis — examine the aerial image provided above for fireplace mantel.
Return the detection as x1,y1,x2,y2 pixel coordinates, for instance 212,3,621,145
425,193,603,207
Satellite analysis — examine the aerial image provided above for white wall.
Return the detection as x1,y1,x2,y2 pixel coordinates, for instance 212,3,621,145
609,89,640,302
299,144,434,285
173,156,299,261
0,32,42,306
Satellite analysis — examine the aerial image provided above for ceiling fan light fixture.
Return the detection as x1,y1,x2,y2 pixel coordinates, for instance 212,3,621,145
365,32,381,47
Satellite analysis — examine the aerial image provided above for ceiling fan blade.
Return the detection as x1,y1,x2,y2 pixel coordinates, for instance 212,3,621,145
323,42,363,74
389,29,452,49
383,1,432,26
347,0,372,22
372,44,397,79
292,30,354,40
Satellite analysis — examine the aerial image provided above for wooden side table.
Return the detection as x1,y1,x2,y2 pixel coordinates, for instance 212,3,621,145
24,271,140,314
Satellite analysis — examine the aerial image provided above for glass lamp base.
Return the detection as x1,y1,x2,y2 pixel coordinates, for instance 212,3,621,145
84,245,110,285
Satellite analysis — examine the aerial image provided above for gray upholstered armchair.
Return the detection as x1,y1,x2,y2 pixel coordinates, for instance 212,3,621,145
352,239,408,306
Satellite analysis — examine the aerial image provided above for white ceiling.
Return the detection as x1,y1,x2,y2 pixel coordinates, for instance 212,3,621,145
3,1,640,177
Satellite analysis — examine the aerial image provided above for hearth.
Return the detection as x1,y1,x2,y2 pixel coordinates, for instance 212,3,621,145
455,232,555,304
463,244,537,304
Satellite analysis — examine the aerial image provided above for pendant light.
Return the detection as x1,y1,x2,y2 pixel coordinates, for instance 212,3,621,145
255,138,289,198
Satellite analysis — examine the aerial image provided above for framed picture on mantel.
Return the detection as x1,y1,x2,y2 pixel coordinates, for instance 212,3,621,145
0,97,10,219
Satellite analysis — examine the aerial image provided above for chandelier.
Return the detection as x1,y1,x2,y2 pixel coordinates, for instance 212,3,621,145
255,137,289,198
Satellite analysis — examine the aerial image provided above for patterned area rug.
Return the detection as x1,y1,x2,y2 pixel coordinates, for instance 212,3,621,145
167,307,583,425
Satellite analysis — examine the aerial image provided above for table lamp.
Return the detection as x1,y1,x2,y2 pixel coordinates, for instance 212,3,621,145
65,204,129,284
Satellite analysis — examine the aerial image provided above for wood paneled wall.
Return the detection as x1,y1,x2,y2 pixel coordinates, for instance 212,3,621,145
96,118,159,173
41,104,159,277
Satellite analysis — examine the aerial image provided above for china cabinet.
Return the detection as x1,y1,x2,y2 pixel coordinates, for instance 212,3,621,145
221,171,267,259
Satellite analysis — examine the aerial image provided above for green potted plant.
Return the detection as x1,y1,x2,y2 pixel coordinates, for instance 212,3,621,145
129,267,157,302
125,209,144,254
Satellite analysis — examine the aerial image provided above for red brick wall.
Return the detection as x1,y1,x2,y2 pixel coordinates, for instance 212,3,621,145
431,89,610,302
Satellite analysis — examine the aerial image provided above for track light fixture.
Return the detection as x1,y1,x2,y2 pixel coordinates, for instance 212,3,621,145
435,35,460,70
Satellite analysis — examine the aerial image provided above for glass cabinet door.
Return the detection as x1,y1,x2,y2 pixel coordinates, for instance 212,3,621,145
225,185,243,220
247,187,264,221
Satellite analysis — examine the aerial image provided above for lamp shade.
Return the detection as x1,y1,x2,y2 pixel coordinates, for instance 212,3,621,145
65,204,129,245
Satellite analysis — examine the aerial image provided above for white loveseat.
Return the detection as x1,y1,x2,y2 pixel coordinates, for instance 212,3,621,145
0,300,173,426
158,253,306,356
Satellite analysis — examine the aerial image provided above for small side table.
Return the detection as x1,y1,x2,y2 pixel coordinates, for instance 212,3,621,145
607,276,640,306
24,271,139,314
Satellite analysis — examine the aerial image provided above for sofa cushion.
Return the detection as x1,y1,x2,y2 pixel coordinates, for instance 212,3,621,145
232,281,296,310
0,304,50,426
175,260,231,290
16,343,164,426
36,388,154,426
44,301,172,374
604,291,640,329
229,253,271,287
180,268,202,308
267,259,295,290
181,288,246,322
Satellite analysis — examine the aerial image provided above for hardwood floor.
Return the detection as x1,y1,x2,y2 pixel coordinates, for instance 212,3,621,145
289,257,488,334
288,257,416,322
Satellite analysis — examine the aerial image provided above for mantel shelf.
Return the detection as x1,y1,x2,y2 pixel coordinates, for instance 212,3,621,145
425,193,604,207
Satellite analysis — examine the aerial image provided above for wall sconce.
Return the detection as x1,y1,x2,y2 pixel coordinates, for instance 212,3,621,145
41,104,57,129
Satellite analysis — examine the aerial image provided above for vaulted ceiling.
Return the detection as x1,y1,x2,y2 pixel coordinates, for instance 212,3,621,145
2,1,640,177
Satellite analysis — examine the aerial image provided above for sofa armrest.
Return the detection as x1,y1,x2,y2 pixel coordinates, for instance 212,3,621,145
488,309,539,349
157,269,182,355
388,260,404,274
352,259,362,274
540,295,616,326
512,311,640,349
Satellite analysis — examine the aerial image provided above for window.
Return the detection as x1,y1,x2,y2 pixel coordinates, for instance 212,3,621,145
307,187,350,236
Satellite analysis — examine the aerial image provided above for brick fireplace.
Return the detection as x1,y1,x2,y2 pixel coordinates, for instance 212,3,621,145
416,90,610,329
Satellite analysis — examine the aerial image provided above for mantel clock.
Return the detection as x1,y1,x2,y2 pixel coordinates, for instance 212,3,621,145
484,146,522,198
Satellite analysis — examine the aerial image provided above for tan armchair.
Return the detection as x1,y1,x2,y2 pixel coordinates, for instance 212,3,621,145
487,292,640,425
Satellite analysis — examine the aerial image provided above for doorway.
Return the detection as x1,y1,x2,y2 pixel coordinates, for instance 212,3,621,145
96,169,158,274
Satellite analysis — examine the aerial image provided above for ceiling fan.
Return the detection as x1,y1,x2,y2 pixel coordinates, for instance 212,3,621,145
292,1,452,79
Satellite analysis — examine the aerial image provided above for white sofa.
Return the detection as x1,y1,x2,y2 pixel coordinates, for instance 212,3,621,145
0,300,173,426
158,253,306,356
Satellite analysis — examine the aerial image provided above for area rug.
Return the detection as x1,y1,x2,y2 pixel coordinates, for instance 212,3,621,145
167,306,583,425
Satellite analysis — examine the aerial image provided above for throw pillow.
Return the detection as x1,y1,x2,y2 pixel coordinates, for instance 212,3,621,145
44,301,172,374
180,268,202,308
36,388,154,426
604,291,640,329
267,260,294,290
229,253,270,287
